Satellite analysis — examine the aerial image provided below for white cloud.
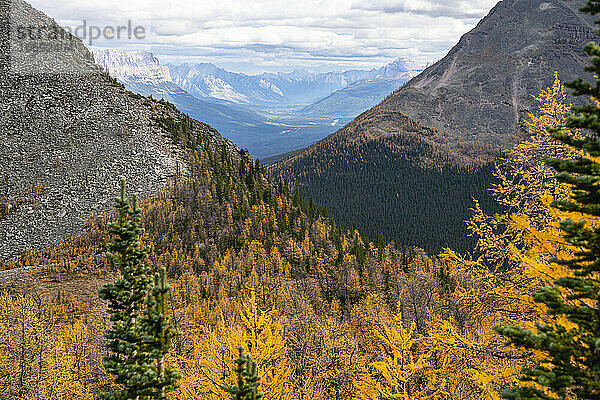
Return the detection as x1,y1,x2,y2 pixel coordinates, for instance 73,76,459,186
353,0,498,18
25,0,499,74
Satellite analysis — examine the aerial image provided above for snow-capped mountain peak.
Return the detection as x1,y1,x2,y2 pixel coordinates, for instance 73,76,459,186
259,79,284,97
201,75,249,103
91,49,172,86
375,58,425,79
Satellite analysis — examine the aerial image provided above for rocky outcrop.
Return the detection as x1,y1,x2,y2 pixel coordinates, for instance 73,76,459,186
91,49,172,85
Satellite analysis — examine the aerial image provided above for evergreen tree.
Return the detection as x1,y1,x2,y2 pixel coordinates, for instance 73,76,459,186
497,2,600,398
309,193,316,221
220,347,264,400
140,267,180,399
99,178,154,400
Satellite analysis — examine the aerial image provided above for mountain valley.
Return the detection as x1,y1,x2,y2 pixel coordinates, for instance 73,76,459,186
270,0,596,252
92,49,422,158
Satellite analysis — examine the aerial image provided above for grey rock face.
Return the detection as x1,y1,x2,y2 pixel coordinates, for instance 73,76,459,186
0,0,239,261
378,0,595,150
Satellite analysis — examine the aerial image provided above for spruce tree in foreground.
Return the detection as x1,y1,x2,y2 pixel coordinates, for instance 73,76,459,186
220,347,264,400
100,178,179,400
140,267,180,399
100,177,153,399
497,1,600,398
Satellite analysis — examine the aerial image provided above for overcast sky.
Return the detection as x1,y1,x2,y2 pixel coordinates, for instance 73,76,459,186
27,0,499,74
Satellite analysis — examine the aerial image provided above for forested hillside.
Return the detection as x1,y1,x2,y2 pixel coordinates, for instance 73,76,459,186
270,111,500,252
0,91,431,398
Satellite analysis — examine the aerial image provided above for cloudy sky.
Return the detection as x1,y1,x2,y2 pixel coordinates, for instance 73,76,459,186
28,0,499,74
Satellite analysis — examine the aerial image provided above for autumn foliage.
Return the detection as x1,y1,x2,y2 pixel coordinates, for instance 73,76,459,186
0,68,591,400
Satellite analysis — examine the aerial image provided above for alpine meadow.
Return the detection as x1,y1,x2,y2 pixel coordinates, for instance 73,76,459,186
2,0,600,399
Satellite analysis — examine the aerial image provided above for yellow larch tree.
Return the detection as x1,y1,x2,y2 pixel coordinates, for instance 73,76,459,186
354,303,448,400
434,74,589,397
172,288,296,400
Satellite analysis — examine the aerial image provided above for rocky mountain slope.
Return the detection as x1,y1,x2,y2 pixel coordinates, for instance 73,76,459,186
271,0,595,253
379,0,595,149
0,0,240,261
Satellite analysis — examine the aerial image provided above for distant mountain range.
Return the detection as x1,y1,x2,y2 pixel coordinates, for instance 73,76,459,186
168,63,286,105
168,59,422,107
301,75,420,119
91,49,289,158
259,59,423,105
271,0,596,253
91,49,423,157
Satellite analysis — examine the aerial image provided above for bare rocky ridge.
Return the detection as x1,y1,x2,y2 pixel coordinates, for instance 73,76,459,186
0,0,240,261
378,0,595,150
